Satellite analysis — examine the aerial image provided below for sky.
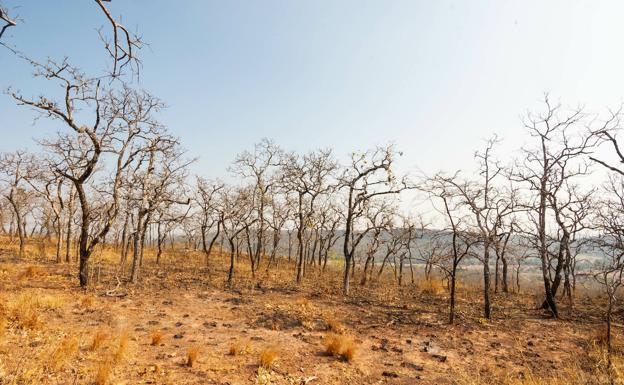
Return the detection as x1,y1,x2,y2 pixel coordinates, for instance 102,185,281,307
2,0,624,200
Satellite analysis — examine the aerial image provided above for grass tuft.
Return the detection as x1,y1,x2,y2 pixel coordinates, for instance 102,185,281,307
94,359,113,385
114,331,129,363
324,333,357,362
259,347,278,369
90,329,109,351
150,330,163,346
49,335,79,370
186,346,200,367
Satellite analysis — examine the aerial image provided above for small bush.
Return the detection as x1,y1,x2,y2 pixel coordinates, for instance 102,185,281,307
259,347,278,369
324,333,357,362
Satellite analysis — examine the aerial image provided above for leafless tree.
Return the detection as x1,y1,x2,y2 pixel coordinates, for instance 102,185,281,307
196,177,225,269
280,149,337,284
511,95,605,317
230,139,282,275
436,137,515,319
422,172,478,323
339,145,411,295
128,136,191,282
592,175,624,364
216,185,256,286
0,151,37,258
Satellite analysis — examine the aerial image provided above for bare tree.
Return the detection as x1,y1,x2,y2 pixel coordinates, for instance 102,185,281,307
196,177,225,269
592,175,624,362
422,172,477,323
511,95,603,317
280,149,337,284
438,137,515,319
230,139,282,275
339,145,411,295
128,136,191,282
0,151,37,258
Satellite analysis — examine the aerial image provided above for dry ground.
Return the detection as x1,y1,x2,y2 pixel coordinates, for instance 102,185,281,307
0,240,619,384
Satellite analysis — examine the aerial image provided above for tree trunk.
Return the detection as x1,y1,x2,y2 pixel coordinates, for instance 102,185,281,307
483,241,491,319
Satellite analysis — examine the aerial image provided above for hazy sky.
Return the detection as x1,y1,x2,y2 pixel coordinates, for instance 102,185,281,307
2,1,624,186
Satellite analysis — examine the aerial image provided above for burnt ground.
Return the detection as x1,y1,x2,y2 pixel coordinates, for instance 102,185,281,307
0,252,611,385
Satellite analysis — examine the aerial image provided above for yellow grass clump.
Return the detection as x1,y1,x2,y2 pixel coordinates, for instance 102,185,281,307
150,330,163,346
186,346,200,367
229,341,252,356
94,359,113,385
90,329,109,351
49,335,79,370
114,331,130,363
259,347,278,369
324,333,357,362
417,278,446,295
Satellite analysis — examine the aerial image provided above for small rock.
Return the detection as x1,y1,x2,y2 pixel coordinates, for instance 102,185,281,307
401,362,424,371
382,371,399,378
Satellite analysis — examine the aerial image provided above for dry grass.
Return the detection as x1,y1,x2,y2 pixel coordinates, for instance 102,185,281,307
186,346,200,367
150,330,163,346
589,325,620,349
227,341,246,355
114,331,130,363
17,265,41,280
418,278,446,296
90,329,109,351
324,315,345,334
295,297,310,307
80,295,95,310
259,347,278,369
94,359,113,385
453,343,624,385
324,333,357,362
49,335,79,370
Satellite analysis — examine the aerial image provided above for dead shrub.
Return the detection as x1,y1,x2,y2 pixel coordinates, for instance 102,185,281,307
324,333,357,362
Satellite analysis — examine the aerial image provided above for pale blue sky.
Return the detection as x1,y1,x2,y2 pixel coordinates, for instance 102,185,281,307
2,0,624,182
